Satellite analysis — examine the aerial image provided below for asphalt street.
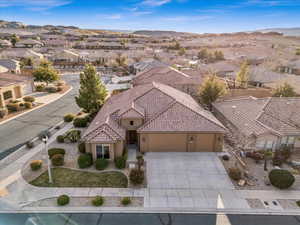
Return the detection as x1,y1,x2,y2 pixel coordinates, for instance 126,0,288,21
1,213,300,225
0,74,80,158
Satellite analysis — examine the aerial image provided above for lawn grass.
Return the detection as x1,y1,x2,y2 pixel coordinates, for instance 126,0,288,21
30,168,128,188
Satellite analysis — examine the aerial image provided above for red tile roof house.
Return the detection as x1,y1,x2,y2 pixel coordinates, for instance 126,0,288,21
82,82,226,161
213,97,300,151
132,66,205,98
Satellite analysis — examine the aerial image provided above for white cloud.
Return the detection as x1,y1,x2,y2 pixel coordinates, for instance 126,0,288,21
164,15,213,22
97,14,122,20
0,0,71,10
141,0,171,7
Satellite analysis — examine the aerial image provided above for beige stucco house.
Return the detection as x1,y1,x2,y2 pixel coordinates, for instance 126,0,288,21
82,82,226,161
0,72,34,108
213,97,300,151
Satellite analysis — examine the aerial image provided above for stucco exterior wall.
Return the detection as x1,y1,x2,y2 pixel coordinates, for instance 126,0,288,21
139,132,223,152
87,140,125,161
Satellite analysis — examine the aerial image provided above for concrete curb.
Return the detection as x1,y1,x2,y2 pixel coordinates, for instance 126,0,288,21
0,86,73,126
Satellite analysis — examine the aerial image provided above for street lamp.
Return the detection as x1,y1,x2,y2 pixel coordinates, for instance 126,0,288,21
42,135,53,184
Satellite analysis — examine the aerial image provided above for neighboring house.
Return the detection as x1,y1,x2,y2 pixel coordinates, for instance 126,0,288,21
82,82,226,161
0,59,21,74
43,39,70,48
15,39,43,48
132,66,204,97
50,49,80,62
278,59,300,75
0,40,12,48
0,65,8,73
130,59,166,74
0,72,34,108
0,49,44,61
247,66,286,87
213,97,300,151
205,61,239,78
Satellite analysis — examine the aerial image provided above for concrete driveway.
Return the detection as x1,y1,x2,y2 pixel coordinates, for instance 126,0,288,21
145,152,249,209
146,152,234,190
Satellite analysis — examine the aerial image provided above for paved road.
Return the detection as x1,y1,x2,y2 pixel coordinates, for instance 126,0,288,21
0,74,80,157
1,213,300,225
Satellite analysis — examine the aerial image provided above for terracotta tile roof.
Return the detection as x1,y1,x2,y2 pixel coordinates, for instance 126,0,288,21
0,72,31,87
132,66,203,87
213,97,300,137
83,82,225,141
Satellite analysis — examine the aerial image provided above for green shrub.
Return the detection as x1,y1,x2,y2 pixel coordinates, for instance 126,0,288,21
56,135,65,143
95,158,109,170
6,103,20,112
57,195,70,206
92,196,104,206
228,167,242,181
78,142,86,153
73,117,88,128
129,169,144,185
115,156,126,169
63,113,75,122
23,96,35,102
26,140,34,149
121,197,131,206
45,86,58,93
77,153,93,169
0,108,8,118
48,148,65,159
269,169,295,189
35,84,45,92
24,102,32,109
30,160,42,171
51,154,64,166
64,129,81,143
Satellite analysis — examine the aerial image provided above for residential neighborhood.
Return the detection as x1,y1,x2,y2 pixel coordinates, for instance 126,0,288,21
0,5,300,223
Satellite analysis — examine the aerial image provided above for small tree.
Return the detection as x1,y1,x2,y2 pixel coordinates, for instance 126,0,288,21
10,34,19,47
236,62,249,88
33,60,59,85
273,82,297,97
198,73,227,110
198,49,208,60
115,53,127,68
178,47,186,56
214,50,225,61
75,64,108,114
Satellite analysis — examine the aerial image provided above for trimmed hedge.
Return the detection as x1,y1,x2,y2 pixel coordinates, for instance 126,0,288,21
129,169,144,185
73,117,88,128
6,103,20,112
30,160,42,171
51,154,64,166
95,158,109,170
57,195,70,206
77,153,93,169
115,156,126,169
24,102,32,109
92,196,104,206
0,108,8,118
78,142,86,153
35,84,45,92
45,86,58,93
228,167,242,181
269,169,295,189
64,130,81,143
64,113,75,122
56,135,65,143
121,197,131,206
23,96,35,102
48,148,65,159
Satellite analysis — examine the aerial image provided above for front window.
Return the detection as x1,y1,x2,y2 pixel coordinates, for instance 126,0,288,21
3,90,13,100
96,144,110,159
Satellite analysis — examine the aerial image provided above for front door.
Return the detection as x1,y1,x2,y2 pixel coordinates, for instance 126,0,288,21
128,130,137,144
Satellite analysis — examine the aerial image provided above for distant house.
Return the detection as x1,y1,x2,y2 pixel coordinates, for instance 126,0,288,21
50,49,80,62
43,39,70,48
248,66,286,87
15,39,43,48
0,40,12,48
213,97,300,151
278,60,300,76
0,72,34,108
132,65,204,97
0,59,21,74
82,82,225,161
130,59,166,74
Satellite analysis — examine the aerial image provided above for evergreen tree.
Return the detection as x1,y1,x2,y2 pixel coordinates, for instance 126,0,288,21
33,60,59,85
236,61,249,88
10,34,19,47
273,82,297,97
198,73,227,110
75,64,108,114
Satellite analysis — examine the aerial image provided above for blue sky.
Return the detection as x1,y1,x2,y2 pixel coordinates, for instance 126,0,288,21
0,0,300,33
